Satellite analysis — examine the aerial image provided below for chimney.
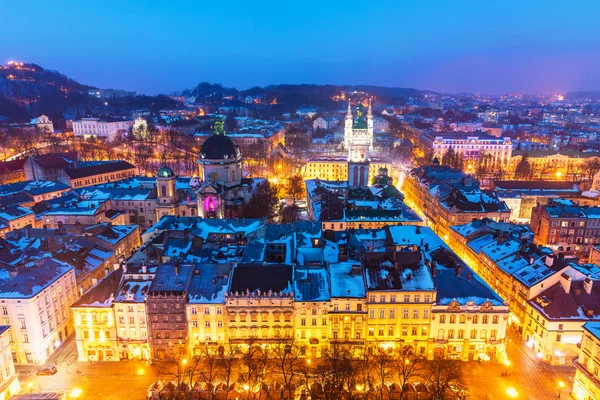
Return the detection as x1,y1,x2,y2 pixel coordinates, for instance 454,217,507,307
584,276,594,295
544,254,554,267
559,272,572,294
431,261,437,277
141,263,147,274
175,263,179,276
122,262,128,274
350,263,361,276
455,264,463,276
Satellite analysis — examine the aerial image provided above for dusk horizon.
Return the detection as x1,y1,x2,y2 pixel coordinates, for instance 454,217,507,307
3,0,600,95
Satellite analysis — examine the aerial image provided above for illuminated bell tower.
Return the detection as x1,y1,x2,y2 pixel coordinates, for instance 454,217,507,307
346,99,374,187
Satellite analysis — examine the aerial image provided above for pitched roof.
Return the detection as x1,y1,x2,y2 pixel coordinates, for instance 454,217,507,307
64,160,136,179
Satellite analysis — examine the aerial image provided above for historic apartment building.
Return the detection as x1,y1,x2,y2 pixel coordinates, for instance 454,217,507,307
0,257,78,365
71,223,510,363
530,199,600,259
572,322,600,400
402,165,511,240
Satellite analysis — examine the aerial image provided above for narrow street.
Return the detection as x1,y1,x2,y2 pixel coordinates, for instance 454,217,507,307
461,329,574,399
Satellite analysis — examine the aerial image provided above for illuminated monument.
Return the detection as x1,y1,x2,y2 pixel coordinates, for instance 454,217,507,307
196,118,250,218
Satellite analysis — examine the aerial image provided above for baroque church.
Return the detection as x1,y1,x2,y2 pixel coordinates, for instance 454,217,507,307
195,118,253,218
152,118,253,222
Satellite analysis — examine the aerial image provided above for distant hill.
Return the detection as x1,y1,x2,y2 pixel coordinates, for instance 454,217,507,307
565,90,600,100
0,62,176,123
0,62,92,102
182,82,432,110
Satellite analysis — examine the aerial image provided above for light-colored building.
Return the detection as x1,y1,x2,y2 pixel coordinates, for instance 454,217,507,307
72,117,133,142
59,160,137,189
572,322,600,400
313,117,339,131
0,257,77,365
71,269,122,362
419,131,512,167
0,326,20,400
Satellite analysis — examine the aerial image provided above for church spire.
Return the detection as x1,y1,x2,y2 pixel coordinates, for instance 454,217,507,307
346,101,352,118
367,98,373,118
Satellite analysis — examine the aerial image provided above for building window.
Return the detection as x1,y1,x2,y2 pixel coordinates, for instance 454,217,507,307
403,309,409,319
458,330,464,339
470,330,477,339
379,309,385,319
492,315,499,324
556,334,562,342
439,315,446,323
389,310,395,319
482,315,488,324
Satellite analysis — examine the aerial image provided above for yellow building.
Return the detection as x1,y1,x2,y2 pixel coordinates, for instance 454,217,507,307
226,265,295,346
294,268,330,359
114,279,151,360
302,157,391,184
364,253,435,356
0,326,20,400
328,262,367,353
71,270,122,362
187,264,231,355
573,322,600,400
523,274,600,365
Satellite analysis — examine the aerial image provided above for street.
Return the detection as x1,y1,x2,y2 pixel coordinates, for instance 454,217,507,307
15,328,575,400
461,329,574,399
16,336,159,400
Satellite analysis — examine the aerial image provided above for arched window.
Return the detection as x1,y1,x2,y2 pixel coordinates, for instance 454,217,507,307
353,166,358,186
160,185,167,197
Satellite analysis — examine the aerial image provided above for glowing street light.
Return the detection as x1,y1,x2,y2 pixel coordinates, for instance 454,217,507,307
506,387,518,398
503,359,511,375
181,358,188,366
557,380,565,398
69,388,83,398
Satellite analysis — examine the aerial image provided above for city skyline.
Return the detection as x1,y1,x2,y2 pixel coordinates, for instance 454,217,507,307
3,0,600,95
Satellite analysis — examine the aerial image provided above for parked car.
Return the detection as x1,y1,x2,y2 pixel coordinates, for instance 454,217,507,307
37,365,57,376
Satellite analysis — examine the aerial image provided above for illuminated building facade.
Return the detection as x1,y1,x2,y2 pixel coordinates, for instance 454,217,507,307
419,131,512,167
196,119,251,219
523,271,600,365
0,257,77,365
530,199,600,259
71,269,122,362
572,322,600,400
402,165,511,239
0,326,20,400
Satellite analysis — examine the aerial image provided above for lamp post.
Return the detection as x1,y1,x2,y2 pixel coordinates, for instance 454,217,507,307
503,359,511,376
557,381,565,398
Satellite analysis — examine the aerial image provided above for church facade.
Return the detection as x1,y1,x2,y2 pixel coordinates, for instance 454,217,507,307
196,118,252,218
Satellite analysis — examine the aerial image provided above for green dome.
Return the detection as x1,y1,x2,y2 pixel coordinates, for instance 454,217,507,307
157,165,174,178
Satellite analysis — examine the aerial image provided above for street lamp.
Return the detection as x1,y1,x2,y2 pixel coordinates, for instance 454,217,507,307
557,381,565,398
181,358,188,366
506,387,518,398
69,388,83,398
503,359,511,376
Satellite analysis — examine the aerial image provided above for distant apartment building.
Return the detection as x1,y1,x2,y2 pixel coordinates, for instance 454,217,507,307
493,180,581,223
419,131,512,166
59,161,137,189
313,117,339,131
402,165,511,239
72,117,132,142
24,152,78,182
530,199,600,258
0,159,26,185
88,89,136,99
285,125,312,150
0,257,78,365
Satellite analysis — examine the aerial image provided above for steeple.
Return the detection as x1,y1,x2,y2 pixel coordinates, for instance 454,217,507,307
346,101,353,118
367,98,373,118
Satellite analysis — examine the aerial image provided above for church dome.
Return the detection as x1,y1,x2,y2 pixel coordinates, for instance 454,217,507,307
157,165,174,178
200,134,241,161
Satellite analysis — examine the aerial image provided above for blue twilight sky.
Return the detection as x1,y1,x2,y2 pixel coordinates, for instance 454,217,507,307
2,0,599,95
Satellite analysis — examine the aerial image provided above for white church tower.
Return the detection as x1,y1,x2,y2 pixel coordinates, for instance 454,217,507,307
345,99,374,187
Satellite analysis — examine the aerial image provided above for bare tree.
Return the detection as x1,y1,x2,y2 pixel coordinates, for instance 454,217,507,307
217,342,237,400
270,341,303,390
422,358,467,400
